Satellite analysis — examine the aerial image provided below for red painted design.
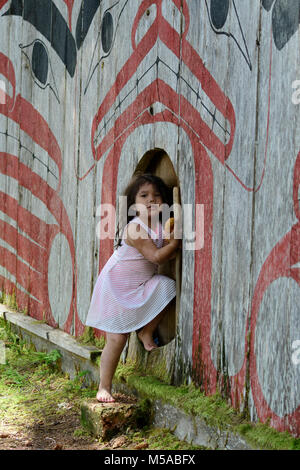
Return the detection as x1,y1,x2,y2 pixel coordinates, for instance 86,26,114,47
249,152,300,436
0,0,298,435
90,0,299,435
0,52,79,335
92,0,236,397
91,0,235,166
0,0,9,11
63,0,74,30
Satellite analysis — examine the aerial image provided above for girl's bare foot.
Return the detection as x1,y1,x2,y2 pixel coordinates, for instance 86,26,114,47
137,331,158,351
96,388,115,403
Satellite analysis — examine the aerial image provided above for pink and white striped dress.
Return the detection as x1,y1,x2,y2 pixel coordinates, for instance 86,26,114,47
85,216,176,333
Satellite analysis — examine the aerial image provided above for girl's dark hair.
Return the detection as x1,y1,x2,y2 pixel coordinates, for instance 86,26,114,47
115,173,173,247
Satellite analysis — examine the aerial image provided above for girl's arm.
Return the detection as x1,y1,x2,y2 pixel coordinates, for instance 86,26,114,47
125,224,180,266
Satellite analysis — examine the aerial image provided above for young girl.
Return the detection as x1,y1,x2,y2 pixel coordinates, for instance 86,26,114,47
85,173,180,403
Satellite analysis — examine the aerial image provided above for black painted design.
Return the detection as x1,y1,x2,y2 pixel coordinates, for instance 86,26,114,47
19,40,60,103
272,0,300,50
3,0,297,104
262,0,275,12
206,0,252,70
261,0,300,50
4,0,77,77
2,0,108,97
32,41,48,85
210,0,229,30
84,1,129,94
101,11,114,53
5,0,22,15
0,128,58,180
92,55,230,148
76,0,101,50
208,0,299,66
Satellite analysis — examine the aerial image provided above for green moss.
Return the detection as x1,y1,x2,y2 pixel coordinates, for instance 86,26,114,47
78,326,94,345
135,398,153,427
115,361,242,428
1,316,299,451
146,427,208,450
114,361,300,450
0,319,206,450
78,327,106,349
147,352,172,384
73,427,91,438
237,422,300,450
127,426,208,450
0,291,28,315
0,317,97,429
1,290,18,311
115,360,141,382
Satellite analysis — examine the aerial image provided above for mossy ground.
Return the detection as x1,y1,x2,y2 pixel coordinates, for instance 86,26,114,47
115,363,300,450
78,326,106,350
1,298,299,451
0,318,206,450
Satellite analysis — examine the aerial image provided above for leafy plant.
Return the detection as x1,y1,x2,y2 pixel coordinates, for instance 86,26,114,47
64,370,92,396
32,349,62,368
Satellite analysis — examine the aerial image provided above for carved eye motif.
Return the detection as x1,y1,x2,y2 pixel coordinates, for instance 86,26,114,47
206,0,252,70
84,6,119,93
32,41,48,85
20,39,59,103
101,11,114,54
210,0,229,29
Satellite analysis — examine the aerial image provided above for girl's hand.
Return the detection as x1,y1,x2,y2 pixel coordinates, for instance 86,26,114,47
126,223,180,265
164,217,182,247
168,230,181,250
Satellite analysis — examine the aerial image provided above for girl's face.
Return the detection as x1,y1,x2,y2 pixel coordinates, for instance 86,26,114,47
135,182,163,221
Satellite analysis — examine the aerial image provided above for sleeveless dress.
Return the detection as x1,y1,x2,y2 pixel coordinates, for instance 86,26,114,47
85,216,176,333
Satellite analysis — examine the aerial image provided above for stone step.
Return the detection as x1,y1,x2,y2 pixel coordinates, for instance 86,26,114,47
80,394,151,440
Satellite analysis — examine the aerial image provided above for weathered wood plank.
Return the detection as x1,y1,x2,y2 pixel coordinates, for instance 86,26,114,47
0,0,299,436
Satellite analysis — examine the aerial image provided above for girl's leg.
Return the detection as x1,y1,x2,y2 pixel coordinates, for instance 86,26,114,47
138,310,165,351
97,332,128,402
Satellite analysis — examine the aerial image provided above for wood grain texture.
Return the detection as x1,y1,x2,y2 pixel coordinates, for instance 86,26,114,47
0,0,299,436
